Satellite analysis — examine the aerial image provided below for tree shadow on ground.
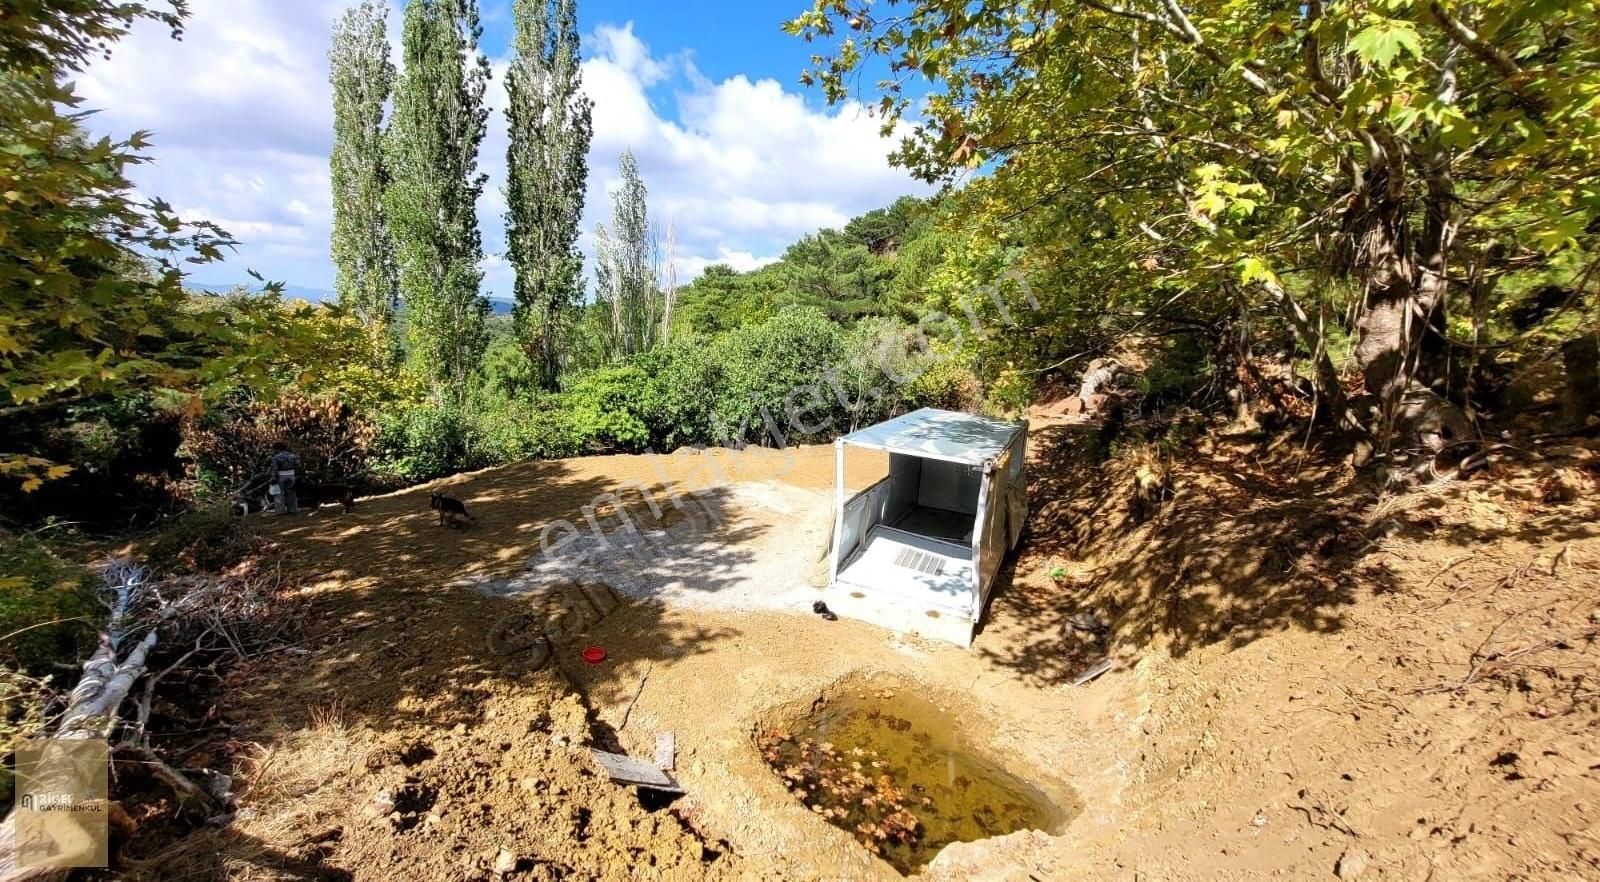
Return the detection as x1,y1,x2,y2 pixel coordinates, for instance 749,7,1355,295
975,419,1600,688
118,454,797,876
224,455,771,736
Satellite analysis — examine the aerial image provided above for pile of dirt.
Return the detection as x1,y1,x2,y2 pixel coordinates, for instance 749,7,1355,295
999,414,1600,880
122,598,746,881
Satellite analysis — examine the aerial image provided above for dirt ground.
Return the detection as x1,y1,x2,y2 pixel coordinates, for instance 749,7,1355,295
150,427,1600,880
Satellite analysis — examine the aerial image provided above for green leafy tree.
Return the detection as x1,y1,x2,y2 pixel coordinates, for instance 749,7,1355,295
673,263,783,335
778,230,895,321
593,150,660,360
505,0,592,390
0,0,240,490
329,0,398,366
843,196,925,254
791,0,1600,455
385,0,492,399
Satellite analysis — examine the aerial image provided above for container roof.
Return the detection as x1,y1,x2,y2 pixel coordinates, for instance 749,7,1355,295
838,408,1024,465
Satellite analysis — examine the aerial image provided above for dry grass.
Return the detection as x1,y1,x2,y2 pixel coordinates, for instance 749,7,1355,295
233,700,365,844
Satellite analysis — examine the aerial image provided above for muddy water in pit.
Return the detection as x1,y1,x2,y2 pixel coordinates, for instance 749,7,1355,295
758,684,1067,874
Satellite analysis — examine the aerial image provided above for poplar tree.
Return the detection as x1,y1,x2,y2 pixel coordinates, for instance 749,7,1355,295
384,0,491,397
594,151,659,360
504,0,592,390
328,0,397,365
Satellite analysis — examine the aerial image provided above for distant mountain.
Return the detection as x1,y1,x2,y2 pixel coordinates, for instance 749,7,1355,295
187,282,515,316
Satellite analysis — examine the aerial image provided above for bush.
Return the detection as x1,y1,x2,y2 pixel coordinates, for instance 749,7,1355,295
636,338,724,449
184,391,376,497
370,402,472,486
711,306,845,444
0,534,100,805
906,347,983,413
565,366,656,452
470,393,586,462
143,505,258,574
0,534,98,676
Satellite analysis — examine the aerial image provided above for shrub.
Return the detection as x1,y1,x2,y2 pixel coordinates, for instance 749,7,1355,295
184,391,376,497
906,348,983,413
470,393,586,463
565,366,656,452
0,534,98,676
0,533,100,805
370,401,472,486
636,338,723,449
476,333,541,402
711,306,845,445
143,505,259,574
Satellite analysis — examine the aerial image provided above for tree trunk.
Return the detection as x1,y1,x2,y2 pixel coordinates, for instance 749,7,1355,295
1564,334,1600,427
1262,280,1368,440
1351,159,1472,454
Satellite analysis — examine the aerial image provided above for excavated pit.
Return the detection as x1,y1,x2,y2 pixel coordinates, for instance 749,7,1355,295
757,675,1076,875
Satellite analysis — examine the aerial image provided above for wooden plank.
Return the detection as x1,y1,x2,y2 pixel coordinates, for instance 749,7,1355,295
1072,657,1113,687
589,748,683,792
654,732,675,772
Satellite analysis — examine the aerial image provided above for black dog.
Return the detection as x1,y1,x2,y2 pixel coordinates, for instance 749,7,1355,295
307,484,359,514
430,493,475,527
236,482,359,516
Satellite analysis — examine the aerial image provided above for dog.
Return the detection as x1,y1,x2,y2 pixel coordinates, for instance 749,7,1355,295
430,493,476,528
309,484,359,514
234,482,358,516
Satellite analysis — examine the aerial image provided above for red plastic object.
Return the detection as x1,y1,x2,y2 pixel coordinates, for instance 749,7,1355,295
581,646,607,665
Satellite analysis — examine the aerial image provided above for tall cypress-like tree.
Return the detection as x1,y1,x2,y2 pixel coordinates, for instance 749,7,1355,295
594,150,658,360
504,0,592,390
328,0,397,365
385,0,491,396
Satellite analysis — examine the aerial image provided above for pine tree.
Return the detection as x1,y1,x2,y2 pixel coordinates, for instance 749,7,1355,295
384,0,491,397
328,0,397,366
505,0,592,390
593,150,659,360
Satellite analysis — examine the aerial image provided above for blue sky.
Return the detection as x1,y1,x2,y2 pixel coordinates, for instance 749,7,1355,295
78,0,930,300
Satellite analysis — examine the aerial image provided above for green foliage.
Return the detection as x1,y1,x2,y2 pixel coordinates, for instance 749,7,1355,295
0,534,97,675
329,0,399,365
0,532,96,792
790,0,1600,441
0,1,185,76
904,346,982,414
385,0,492,398
475,331,541,402
506,0,591,390
672,264,783,335
1,0,242,489
142,504,256,573
371,401,473,485
1140,335,1215,404
711,307,846,444
469,392,584,462
565,365,655,451
634,338,725,449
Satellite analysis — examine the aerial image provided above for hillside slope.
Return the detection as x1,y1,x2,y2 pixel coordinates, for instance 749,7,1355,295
997,416,1600,879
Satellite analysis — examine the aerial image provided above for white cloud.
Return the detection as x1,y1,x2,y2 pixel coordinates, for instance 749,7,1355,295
675,247,781,280
79,0,343,289
575,24,931,289
79,3,930,297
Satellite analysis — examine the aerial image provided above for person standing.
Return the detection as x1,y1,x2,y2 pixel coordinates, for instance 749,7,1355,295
268,441,300,515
